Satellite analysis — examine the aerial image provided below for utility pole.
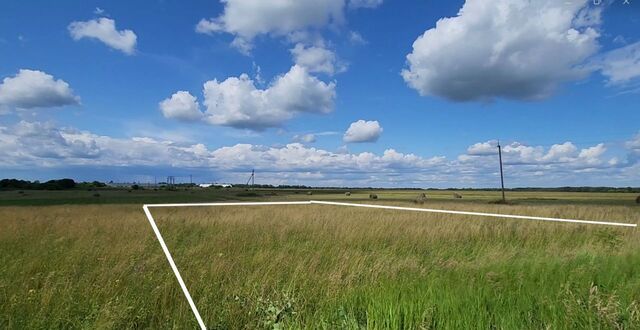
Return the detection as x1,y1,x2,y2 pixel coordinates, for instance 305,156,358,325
497,141,506,203
246,169,255,188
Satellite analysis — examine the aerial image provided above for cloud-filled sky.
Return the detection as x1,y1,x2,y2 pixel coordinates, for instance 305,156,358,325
1,0,639,187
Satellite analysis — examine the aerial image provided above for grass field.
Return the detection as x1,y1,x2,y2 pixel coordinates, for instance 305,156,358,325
1,190,639,329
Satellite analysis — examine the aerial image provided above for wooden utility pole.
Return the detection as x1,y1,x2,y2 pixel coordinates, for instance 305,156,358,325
497,141,506,202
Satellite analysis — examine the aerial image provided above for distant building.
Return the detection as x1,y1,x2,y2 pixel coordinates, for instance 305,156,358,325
199,183,232,188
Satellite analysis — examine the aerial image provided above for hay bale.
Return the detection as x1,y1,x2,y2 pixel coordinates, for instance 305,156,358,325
636,195,640,204
414,193,428,204
307,191,313,195
345,192,351,196
453,193,462,199
369,193,378,199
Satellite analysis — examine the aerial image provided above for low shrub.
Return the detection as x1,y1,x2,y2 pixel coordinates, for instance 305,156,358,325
369,194,378,199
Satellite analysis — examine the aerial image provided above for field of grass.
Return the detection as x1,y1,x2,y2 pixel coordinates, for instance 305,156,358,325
1,187,638,206
1,192,639,329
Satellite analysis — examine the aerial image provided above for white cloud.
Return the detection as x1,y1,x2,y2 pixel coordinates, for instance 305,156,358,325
159,91,203,121
543,142,578,162
349,31,367,45
626,132,640,150
462,140,607,168
290,43,343,75
596,41,640,86
343,119,383,143
467,140,498,155
402,0,600,101
0,69,80,110
202,65,336,130
196,0,380,53
292,133,316,144
1,121,638,187
196,0,344,51
68,17,137,55
349,0,383,9
578,143,605,160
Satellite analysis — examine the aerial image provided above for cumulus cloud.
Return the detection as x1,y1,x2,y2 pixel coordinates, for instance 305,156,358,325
159,91,203,121
461,140,607,168
543,142,578,162
290,43,344,75
467,140,498,155
196,0,344,51
68,17,137,55
1,120,638,187
402,0,600,102
292,133,316,144
202,65,336,129
343,120,383,143
196,0,380,53
0,69,80,110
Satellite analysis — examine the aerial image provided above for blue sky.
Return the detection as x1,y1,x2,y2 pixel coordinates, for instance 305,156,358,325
1,0,639,187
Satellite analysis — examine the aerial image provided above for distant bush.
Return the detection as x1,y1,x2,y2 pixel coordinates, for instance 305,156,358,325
636,195,640,204
93,193,100,198
345,192,351,196
453,193,463,199
131,184,141,190
369,194,378,199
236,192,261,197
307,191,313,195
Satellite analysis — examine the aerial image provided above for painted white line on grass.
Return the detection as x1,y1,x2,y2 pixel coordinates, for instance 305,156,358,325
142,199,636,329
143,201,312,330
146,201,312,208
143,205,207,330
309,200,637,227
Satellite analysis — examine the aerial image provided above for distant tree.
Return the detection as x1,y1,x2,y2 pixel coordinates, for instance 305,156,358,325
42,179,76,190
92,181,106,188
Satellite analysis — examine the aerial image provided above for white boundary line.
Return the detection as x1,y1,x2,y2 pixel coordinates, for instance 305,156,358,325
309,201,638,227
142,200,636,329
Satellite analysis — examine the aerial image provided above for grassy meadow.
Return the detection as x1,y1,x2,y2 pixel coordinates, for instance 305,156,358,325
0,190,639,329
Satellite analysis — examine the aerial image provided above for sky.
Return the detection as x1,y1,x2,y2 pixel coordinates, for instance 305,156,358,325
0,0,639,187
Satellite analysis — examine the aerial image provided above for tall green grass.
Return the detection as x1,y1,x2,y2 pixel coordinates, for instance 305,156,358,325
1,202,639,329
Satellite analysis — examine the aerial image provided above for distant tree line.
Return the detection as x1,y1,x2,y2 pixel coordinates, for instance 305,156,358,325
0,179,108,191
0,179,77,190
1,178,638,193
